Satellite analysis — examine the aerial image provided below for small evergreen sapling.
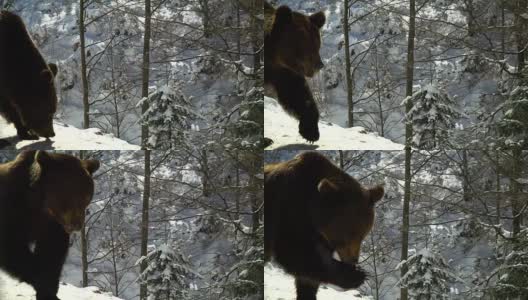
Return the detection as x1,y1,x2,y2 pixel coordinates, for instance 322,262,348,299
492,229,528,298
405,85,460,149
138,244,193,300
138,81,200,149
398,248,458,300
496,85,528,149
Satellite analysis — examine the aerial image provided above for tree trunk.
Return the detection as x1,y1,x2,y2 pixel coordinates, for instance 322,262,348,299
496,151,501,226
200,0,211,38
511,148,522,237
235,0,241,90
464,0,476,36
201,149,210,197
79,0,89,129
343,0,354,127
501,0,506,60
80,220,88,287
401,1,416,299
140,150,151,300
515,0,527,74
371,233,380,300
250,175,260,235
235,159,240,240
374,45,384,137
511,0,526,237
141,0,152,148
109,204,119,296
80,150,89,287
250,0,262,72
462,150,470,202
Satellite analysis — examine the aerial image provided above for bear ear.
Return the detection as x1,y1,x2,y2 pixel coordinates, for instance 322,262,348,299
275,5,293,27
317,178,339,195
264,1,275,12
48,63,58,77
40,69,55,83
35,150,52,165
369,185,384,204
310,11,326,29
30,151,50,185
82,159,100,175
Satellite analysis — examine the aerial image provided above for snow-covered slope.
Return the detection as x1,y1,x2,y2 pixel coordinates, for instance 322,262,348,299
265,264,372,300
264,97,403,150
0,272,122,300
0,120,140,150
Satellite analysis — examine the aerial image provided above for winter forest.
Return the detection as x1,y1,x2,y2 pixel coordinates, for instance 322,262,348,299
0,150,263,300
265,150,528,300
1,0,528,299
0,0,263,298
265,0,528,150
0,0,262,150
264,0,528,298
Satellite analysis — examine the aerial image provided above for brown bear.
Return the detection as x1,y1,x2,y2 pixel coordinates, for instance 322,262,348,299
0,10,58,140
0,150,100,300
265,151,384,300
264,2,325,142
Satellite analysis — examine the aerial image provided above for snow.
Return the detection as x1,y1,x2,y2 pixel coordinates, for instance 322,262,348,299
264,264,372,300
0,120,140,150
264,97,403,150
0,271,123,300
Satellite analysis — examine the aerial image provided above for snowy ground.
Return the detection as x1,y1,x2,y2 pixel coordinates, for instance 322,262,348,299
264,97,403,150
0,272,122,300
264,264,372,300
0,119,140,150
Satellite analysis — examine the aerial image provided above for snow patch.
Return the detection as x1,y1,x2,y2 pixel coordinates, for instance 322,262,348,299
0,271,123,300
0,120,140,150
265,264,372,300
264,97,403,150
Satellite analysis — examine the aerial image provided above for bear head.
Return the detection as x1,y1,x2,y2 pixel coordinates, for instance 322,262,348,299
267,3,326,78
28,150,99,233
19,63,58,138
311,175,384,265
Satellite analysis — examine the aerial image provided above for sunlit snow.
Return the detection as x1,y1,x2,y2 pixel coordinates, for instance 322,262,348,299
0,271,123,300
264,264,372,300
0,120,139,150
264,96,403,150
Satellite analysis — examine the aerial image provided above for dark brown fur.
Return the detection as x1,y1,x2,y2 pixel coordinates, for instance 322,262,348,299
0,151,99,300
265,151,384,300
264,2,325,142
0,11,58,140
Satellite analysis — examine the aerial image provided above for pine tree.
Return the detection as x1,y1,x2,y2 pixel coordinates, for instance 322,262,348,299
398,249,458,300
138,244,193,300
406,85,460,149
138,81,200,149
496,84,528,149
492,229,528,298
221,225,264,300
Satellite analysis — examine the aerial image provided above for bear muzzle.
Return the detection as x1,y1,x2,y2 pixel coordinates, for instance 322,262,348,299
62,223,81,234
334,243,361,266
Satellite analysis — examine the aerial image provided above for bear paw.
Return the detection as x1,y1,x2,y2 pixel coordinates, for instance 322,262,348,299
332,263,367,290
262,137,274,148
299,121,319,142
36,293,60,300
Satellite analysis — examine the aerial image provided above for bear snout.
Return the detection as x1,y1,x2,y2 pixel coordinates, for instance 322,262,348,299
63,222,82,234
63,224,74,234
